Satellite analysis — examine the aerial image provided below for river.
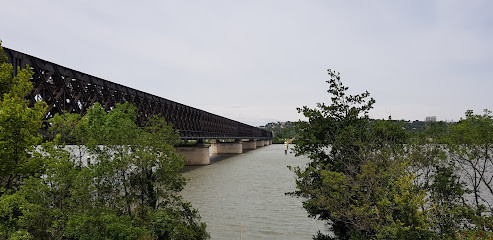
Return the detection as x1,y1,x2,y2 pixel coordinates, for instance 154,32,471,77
181,144,326,240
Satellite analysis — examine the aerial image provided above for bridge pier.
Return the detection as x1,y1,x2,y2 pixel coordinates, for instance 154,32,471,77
256,140,265,148
241,139,257,150
175,144,211,165
211,140,243,154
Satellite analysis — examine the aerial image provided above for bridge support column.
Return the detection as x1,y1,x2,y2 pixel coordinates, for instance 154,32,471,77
211,140,243,154
256,140,265,148
241,139,257,150
175,144,211,166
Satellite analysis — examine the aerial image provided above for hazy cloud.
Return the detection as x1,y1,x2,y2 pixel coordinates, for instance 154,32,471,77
1,0,491,125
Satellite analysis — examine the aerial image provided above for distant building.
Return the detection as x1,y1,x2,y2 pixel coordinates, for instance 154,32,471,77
425,116,437,122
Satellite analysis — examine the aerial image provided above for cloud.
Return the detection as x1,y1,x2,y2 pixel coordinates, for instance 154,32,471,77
1,0,491,124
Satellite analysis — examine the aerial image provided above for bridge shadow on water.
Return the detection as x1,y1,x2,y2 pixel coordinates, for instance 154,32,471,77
180,150,256,173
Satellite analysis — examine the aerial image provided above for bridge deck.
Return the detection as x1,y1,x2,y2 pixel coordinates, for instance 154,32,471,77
3,47,272,140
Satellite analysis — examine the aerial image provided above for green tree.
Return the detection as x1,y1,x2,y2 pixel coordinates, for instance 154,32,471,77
0,42,47,194
263,121,298,144
0,42,208,239
1,103,209,240
447,109,493,229
290,69,468,239
34,103,208,239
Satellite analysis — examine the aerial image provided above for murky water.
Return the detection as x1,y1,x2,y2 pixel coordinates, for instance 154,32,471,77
181,144,326,240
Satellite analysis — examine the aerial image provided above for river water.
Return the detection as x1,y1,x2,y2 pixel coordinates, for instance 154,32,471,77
181,144,326,240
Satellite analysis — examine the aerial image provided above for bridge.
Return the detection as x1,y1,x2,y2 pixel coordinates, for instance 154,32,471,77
3,46,273,165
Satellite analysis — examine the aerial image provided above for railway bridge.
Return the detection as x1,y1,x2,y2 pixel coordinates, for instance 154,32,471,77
3,47,272,165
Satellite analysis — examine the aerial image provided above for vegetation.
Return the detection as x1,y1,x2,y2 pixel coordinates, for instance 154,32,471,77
262,112,445,145
447,110,493,219
0,43,209,239
262,121,297,144
290,69,493,239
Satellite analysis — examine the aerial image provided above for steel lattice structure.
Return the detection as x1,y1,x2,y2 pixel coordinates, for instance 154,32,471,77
3,47,272,140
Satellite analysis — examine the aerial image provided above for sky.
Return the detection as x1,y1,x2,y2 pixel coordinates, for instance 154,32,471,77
1,0,492,126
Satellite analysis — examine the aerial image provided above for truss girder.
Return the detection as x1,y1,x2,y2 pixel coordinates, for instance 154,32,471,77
3,47,272,140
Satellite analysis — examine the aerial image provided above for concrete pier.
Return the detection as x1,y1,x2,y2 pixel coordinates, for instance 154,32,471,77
242,140,257,150
175,144,211,165
175,137,272,165
211,141,243,154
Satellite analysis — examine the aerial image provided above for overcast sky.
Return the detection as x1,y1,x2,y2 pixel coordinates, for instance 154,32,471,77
1,0,492,126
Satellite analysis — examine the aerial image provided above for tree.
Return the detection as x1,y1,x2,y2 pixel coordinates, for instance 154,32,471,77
0,42,209,239
262,121,297,143
447,109,493,228
12,103,210,239
0,42,47,194
289,69,477,239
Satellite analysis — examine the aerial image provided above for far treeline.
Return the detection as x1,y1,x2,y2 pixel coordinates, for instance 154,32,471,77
289,69,493,240
261,121,297,143
262,116,458,144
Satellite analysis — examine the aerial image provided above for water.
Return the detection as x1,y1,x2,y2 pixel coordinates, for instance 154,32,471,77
180,144,326,240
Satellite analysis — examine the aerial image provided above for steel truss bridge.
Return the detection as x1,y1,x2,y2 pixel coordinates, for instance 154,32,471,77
3,47,272,140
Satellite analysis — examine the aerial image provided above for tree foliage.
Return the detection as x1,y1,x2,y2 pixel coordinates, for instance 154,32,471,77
448,110,493,226
291,69,493,239
262,121,297,143
0,42,209,239
0,43,47,194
